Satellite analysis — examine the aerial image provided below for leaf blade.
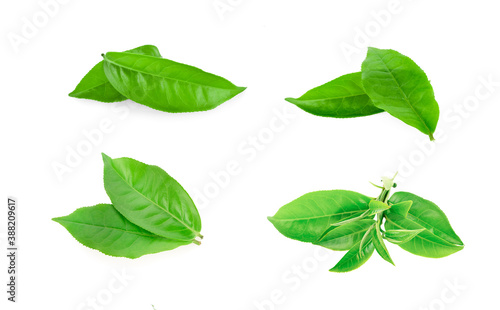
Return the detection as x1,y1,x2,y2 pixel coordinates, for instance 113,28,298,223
103,52,246,112
53,204,190,259
330,237,375,273
268,190,371,243
384,228,425,244
389,200,413,218
371,224,395,265
102,153,201,242
389,192,463,246
368,200,390,215
286,72,384,118
361,47,439,140
314,219,375,251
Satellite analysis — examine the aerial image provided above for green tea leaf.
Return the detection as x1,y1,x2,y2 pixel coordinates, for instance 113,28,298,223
361,47,439,140
102,153,202,242
389,200,412,218
285,72,384,118
268,190,371,243
69,45,162,102
102,52,246,112
314,219,375,251
368,200,390,215
53,204,190,258
371,224,394,265
385,192,463,258
384,228,425,244
389,192,463,246
330,237,375,273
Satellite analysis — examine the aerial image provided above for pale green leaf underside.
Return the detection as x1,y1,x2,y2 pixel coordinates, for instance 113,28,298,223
315,219,375,251
286,72,384,118
53,204,190,258
69,45,162,102
361,47,439,140
268,190,371,243
103,52,246,112
389,200,413,218
368,200,390,215
384,228,425,244
372,224,394,265
102,153,201,242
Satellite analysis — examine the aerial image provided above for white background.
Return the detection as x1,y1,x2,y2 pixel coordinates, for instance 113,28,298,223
1,0,499,309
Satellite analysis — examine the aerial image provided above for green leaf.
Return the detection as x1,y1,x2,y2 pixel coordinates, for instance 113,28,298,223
384,228,425,244
102,153,202,242
285,72,384,118
385,192,463,258
69,45,162,102
314,219,375,251
330,236,375,273
368,200,390,215
102,52,246,112
268,190,371,243
389,200,412,218
53,204,190,258
361,47,439,140
371,224,394,265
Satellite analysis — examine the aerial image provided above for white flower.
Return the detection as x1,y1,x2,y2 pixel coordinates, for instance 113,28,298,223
381,172,398,190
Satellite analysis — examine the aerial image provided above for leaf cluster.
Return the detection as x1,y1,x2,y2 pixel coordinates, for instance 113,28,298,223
286,47,439,140
268,178,463,272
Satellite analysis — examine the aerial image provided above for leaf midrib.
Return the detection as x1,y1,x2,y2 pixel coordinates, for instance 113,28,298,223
109,163,198,238
373,53,431,135
295,93,368,103
104,54,238,91
56,218,161,239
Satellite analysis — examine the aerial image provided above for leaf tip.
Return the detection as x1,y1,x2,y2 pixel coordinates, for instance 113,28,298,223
284,97,298,105
101,152,111,163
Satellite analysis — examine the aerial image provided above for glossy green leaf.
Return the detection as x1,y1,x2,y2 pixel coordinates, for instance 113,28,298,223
361,47,439,140
69,45,162,102
371,224,394,265
314,219,375,251
53,204,190,258
384,228,425,244
385,192,463,258
330,236,375,273
285,72,384,118
368,200,390,215
102,52,246,112
389,200,412,218
102,153,202,242
268,190,371,243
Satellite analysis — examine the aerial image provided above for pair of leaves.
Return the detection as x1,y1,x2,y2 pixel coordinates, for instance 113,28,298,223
69,45,246,112
53,154,202,258
268,186,463,272
287,47,440,140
